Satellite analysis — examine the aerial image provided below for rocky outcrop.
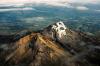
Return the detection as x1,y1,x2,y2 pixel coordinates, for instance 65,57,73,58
0,21,100,66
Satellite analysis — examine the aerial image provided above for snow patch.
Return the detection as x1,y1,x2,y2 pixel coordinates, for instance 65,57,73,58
52,21,67,38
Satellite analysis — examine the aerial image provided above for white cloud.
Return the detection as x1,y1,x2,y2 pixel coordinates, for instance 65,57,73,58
67,0,100,4
0,0,100,4
22,16,46,22
75,6,89,10
95,10,100,12
33,17,45,21
0,7,34,12
0,0,99,11
0,4,25,7
0,0,99,7
0,0,74,9
0,0,63,4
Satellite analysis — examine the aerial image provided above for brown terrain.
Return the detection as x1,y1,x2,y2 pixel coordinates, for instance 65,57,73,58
0,22,100,66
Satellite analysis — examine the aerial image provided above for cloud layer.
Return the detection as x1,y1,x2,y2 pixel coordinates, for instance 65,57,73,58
0,7,34,12
0,0,100,11
0,0,100,4
75,6,89,10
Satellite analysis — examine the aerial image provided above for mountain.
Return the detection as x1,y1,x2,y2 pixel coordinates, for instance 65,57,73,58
0,21,100,66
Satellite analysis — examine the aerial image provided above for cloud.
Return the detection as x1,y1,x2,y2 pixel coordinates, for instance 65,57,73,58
23,17,46,23
95,10,100,12
0,0,100,4
0,3,24,7
33,17,46,21
0,0,100,8
67,0,100,4
75,6,89,10
0,7,34,12
0,0,68,7
0,44,9,50
0,0,99,11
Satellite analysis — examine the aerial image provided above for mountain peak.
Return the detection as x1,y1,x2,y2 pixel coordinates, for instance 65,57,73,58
0,21,100,66
42,21,80,48
52,21,67,38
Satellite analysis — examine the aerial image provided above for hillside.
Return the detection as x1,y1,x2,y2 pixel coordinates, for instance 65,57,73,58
0,22,100,66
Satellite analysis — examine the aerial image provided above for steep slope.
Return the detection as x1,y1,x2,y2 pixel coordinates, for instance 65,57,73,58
1,33,74,66
42,21,100,52
0,21,100,66
42,21,81,53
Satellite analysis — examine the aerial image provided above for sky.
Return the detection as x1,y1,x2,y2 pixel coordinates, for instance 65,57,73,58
0,0,100,12
0,0,100,4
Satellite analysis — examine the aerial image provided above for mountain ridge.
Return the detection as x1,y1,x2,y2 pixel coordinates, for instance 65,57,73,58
0,21,100,66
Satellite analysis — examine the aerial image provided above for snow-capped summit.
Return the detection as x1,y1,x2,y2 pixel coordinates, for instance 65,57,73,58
52,21,67,38
42,21,80,46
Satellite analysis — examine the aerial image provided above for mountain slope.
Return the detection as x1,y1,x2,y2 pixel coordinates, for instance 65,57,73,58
0,21,100,66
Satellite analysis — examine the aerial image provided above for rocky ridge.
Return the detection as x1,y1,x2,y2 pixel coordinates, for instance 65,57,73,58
0,21,100,66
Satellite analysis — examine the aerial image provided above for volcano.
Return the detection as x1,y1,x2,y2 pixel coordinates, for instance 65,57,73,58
0,21,100,66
